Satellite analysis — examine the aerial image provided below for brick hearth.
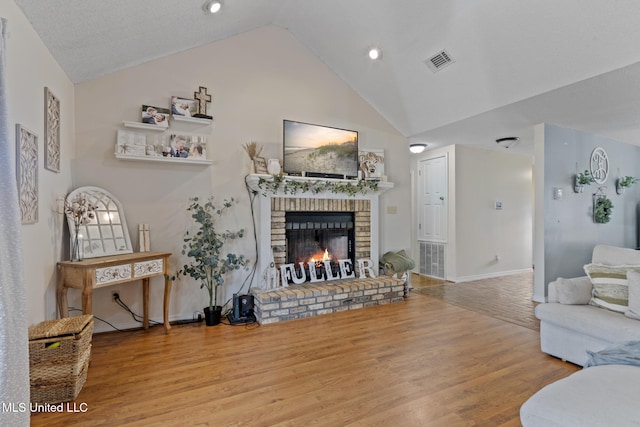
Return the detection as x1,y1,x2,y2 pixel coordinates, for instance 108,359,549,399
252,276,405,324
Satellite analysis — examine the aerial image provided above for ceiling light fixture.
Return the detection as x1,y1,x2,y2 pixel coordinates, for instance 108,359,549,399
368,47,383,60
203,0,222,14
495,137,519,148
409,143,427,154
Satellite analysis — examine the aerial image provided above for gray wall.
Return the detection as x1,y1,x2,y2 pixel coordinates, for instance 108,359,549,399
543,124,640,289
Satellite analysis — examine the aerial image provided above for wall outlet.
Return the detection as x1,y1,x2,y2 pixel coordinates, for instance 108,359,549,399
111,291,120,302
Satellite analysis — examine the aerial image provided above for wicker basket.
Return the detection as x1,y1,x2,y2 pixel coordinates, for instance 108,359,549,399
30,358,90,405
30,345,91,385
28,315,93,404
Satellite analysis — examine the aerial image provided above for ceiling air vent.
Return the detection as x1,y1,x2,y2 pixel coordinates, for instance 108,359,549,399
425,49,455,73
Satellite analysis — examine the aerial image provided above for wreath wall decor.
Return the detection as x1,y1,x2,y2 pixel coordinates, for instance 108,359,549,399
593,195,613,224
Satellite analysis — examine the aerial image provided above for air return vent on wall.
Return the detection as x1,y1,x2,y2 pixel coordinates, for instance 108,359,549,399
425,49,455,73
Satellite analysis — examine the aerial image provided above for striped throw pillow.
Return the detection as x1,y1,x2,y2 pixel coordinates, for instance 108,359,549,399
584,264,640,313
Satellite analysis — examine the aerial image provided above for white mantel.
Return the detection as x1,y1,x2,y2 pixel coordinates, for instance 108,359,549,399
245,174,394,290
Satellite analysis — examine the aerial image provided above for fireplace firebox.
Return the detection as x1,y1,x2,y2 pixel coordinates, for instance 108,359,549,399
285,212,355,282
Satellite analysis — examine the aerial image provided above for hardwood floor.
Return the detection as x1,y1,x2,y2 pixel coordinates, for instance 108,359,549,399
412,272,539,330
31,284,578,426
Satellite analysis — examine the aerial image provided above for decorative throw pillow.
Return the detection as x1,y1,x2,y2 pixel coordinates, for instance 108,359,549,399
626,270,640,320
555,277,592,305
584,263,640,313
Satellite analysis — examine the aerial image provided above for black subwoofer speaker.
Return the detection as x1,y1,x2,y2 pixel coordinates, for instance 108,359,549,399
238,294,254,317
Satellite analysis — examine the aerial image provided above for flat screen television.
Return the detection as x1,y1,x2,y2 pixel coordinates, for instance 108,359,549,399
283,120,358,179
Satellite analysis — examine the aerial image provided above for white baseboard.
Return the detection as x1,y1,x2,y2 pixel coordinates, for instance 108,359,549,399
532,293,546,303
449,268,533,284
410,269,448,282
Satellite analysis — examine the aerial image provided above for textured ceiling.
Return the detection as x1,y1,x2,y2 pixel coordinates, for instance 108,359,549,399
13,0,640,153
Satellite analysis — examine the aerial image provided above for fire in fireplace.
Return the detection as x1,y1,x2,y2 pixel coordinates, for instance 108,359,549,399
285,211,355,282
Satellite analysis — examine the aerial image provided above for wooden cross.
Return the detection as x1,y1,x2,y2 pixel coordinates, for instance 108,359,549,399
194,86,212,115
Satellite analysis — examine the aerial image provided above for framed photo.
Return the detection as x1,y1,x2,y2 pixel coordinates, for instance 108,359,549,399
141,105,170,128
254,156,268,174
116,130,147,157
171,96,198,117
16,124,38,224
358,148,385,180
44,87,60,172
169,134,208,159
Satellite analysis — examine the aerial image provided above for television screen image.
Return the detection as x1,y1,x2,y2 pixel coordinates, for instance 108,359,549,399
283,120,358,179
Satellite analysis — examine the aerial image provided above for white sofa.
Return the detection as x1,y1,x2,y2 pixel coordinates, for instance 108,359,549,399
522,245,640,426
535,244,640,366
521,364,640,427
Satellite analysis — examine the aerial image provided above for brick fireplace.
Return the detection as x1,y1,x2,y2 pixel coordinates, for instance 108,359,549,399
245,175,403,323
270,197,370,269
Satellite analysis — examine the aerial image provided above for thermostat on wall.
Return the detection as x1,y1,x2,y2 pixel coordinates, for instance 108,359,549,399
553,187,563,200
495,201,503,210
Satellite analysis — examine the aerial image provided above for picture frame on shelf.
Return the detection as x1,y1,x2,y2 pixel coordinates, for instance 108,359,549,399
358,148,385,180
169,134,207,159
171,96,198,117
44,87,60,172
116,130,148,157
141,105,170,129
254,156,268,174
16,124,38,224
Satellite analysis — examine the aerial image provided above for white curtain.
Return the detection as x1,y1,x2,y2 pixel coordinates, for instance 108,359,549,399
0,18,30,426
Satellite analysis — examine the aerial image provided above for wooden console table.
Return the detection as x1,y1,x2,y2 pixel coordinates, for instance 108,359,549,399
57,252,173,334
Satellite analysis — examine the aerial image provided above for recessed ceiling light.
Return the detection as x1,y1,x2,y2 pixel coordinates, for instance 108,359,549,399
409,143,427,154
368,47,383,60
203,1,222,14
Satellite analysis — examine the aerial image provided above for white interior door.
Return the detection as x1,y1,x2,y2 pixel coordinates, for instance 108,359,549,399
418,155,448,242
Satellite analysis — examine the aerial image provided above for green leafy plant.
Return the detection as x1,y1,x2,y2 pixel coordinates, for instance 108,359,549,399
576,170,596,185
618,176,638,189
594,197,613,224
176,197,249,311
256,175,379,197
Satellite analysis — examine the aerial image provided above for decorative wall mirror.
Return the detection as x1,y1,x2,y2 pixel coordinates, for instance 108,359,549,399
65,186,133,259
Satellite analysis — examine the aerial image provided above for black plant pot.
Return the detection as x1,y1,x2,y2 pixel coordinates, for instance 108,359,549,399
204,306,222,326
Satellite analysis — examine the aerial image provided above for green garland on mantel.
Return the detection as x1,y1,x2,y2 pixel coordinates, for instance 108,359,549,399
256,175,379,197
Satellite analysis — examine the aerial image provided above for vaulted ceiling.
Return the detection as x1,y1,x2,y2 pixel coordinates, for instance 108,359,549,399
14,0,640,153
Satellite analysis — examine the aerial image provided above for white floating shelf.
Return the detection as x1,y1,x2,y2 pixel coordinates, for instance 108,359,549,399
122,121,166,132
171,115,213,125
115,153,211,166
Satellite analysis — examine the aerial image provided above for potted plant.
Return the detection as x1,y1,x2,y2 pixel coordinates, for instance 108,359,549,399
616,176,638,195
593,196,613,224
574,170,595,193
176,197,249,326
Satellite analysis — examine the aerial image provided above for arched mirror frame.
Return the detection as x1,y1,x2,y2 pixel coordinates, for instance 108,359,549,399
65,186,133,258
